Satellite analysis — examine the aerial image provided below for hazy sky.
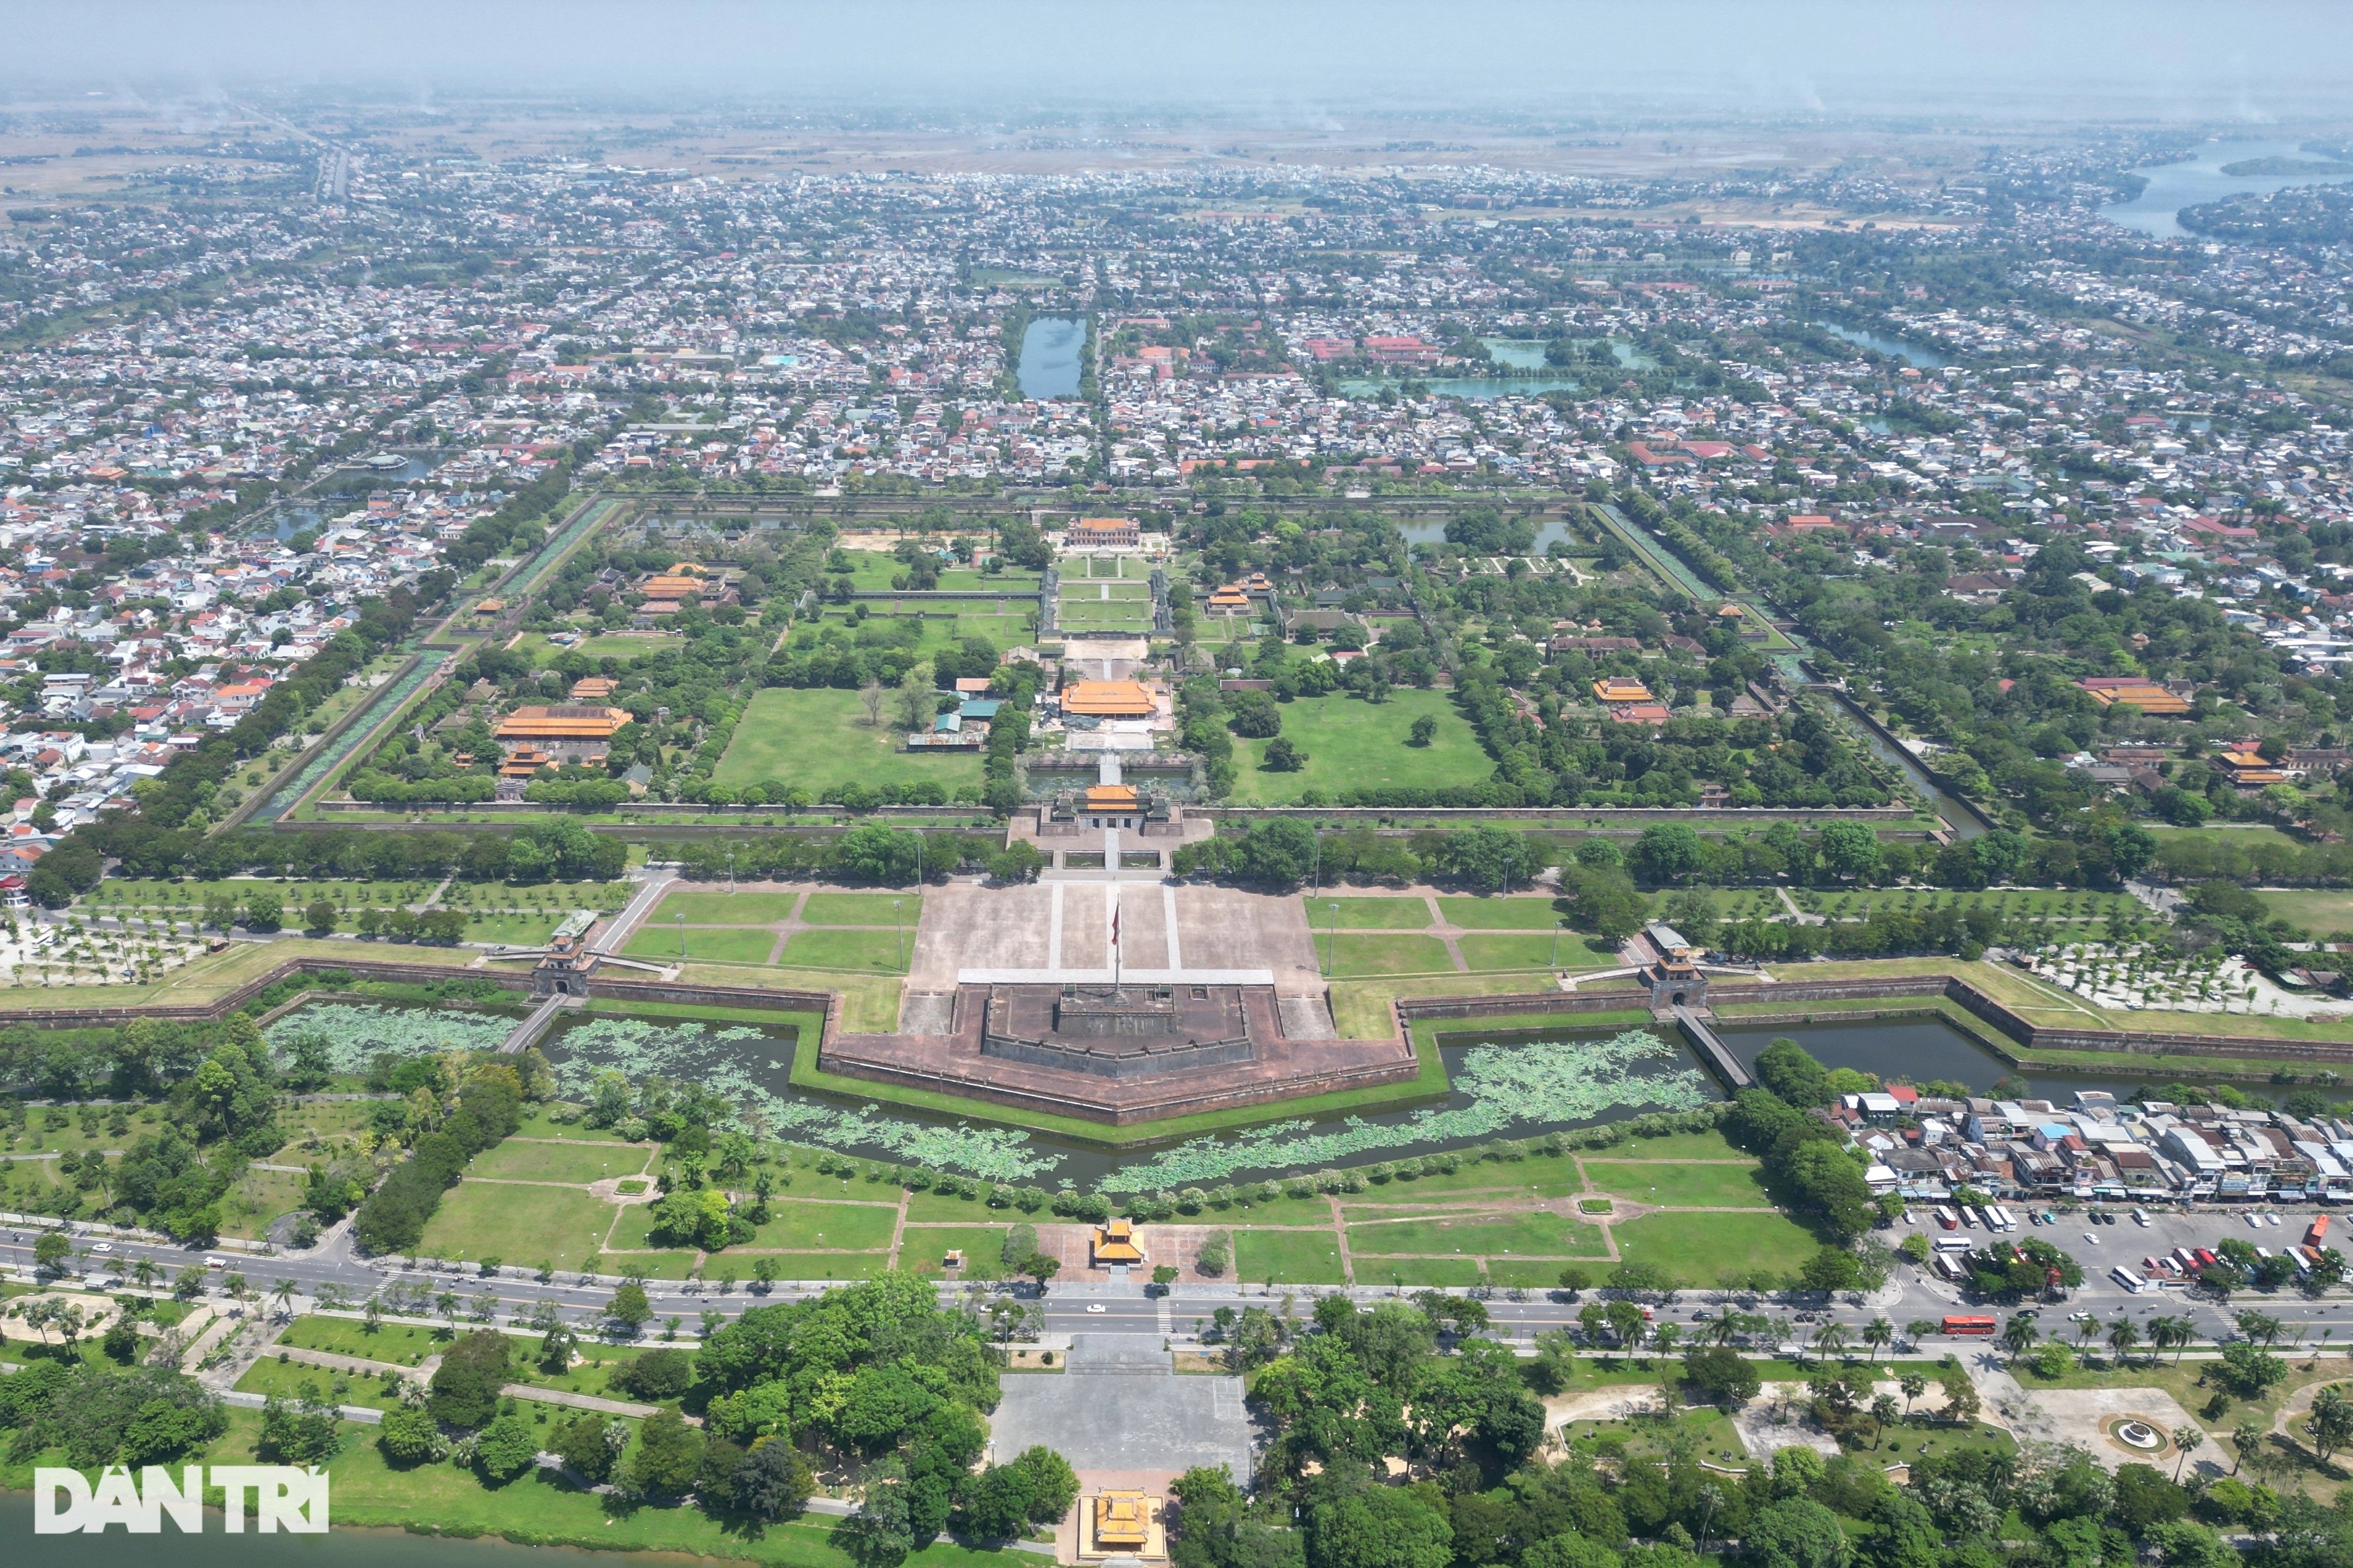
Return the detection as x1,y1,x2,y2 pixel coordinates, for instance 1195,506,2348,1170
13,1,2353,123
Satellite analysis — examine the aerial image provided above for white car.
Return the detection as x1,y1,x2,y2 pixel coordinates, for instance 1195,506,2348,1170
2247,1214,2266,1230
2083,1232,2100,1245
89,1242,114,1254
204,1256,226,1269
1085,1303,1106,1314
2268,1214,2283,1227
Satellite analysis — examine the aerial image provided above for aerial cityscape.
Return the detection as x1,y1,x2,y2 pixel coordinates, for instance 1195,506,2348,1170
17,2,2353,1565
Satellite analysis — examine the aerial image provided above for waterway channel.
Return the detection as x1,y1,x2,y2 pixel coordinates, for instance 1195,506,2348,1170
1015,316,1087,400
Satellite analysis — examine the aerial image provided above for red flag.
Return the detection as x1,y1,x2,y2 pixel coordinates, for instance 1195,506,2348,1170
1111,906,1120,948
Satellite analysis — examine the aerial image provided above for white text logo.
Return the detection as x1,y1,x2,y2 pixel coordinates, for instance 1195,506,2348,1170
34,1466,330,1534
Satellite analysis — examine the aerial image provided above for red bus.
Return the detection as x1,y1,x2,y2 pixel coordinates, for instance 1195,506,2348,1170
1942,1315,1999,1337
2307,1214,2331,1250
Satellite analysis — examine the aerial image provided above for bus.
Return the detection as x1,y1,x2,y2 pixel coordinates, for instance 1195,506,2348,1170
2309,1214,2332,1250
1943,1315,1999,1337
1991,1206,2017,1232
2110,1265,2148,1294
1933,1206,1959,1231
1933,1236,1975,1253
1933,1254,1970,1283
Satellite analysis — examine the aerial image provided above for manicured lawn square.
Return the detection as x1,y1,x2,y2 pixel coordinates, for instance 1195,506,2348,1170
744,1199,899,1251
1323,934,1455,977
902,1225,1012,1278
1348,1211,1605,1258
624,925,778,965
1437,897,1562,930
801,893,925,926
468,1139,651,1184
1232,689,1491,804
1234,1230,1348,1285
652,891,802,924
1581,1160,1771,1207
904,1188,997,1222
1459,933,1609,972
781,928,912,973
1361,1258,1487,1288
463,913,566,946
713,687,983,795
420,1182,621,1272
1303,897,1433,930
1610,1209,1820,1287
280,1316,445,1366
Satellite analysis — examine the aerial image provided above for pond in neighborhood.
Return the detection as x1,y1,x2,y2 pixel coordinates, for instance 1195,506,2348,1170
1814,320,1952,370
1015,316,1087,399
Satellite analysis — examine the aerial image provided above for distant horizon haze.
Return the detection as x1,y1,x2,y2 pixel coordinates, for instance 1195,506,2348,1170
5,1,2353,124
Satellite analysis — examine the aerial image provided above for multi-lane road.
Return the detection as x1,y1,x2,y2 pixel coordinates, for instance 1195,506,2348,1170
7,1198,2346,1356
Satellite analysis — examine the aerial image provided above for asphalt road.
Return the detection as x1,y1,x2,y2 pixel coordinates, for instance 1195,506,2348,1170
6,1199,2344,1355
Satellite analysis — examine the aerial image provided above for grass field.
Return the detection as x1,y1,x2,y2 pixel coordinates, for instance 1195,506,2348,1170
1360,1257,1487,1288
1323,933,1456,977
902,1225,1011,1278
518,631,685,665
652,891,804,923
744,1200,900,1252
420,1183,621,1273
1581,1159,1772,1207
1610,1209,1819,1285
624,925,778,965
1437,897,1563,930
1303,897,1434,929
1459,933,1609,971
2258,889,2353,933
217,1166,306,1240
1346,1211,1607,1259
467,1139,652,1184
1231,689,1493,804
781,928,911,973
464,913,566,946
235,1356,408,1412
280,1316,446,1365
1234,1230,1349,1285
713,687,984,795
802,893,925,925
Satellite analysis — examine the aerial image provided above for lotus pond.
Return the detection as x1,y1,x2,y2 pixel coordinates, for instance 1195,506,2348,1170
266,1000,1730,1189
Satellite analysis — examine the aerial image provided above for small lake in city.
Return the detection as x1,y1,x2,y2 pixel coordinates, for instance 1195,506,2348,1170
1015,316,1087,399
1814,321,1952,371
2101,139,2353,239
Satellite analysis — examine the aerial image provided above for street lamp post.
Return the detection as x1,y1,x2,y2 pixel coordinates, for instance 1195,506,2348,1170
1552,920,1564,972
894,898,905,973
1326,901,1339,978
676,911,686,959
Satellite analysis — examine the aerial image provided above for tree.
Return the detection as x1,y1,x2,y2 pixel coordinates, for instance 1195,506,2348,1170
378,1404,442,1466
304,899,338,934
960,1462,1036,1541
1939,1370,1980,1425
609,1282,654,1335
1684,1345,1761,1406
1631,823,1705,883
1011,1445,1078,1524
1408,714,1438,747
32,1230,70,1274
257,1393,344,1466
555,1411,621,1483
629,1409,705,1499
859,679,888,727
1999,1314,2040,1365
1263,736,1306,772
1816,822,1883,883
1863,1317,1892,1362
1305,1483,1453,1568
475,1408,542,1483
1898,1372,1927,1415
1022,1253,1061,1294
427,1329,512,1430
2307,1386,2353,1462
736,1437,814,1522
839,1455,916,1568
1744,1497,1849,1568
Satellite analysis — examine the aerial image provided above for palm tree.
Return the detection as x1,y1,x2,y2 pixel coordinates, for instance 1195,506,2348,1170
2231,1419,2264,1475
2000,1314,2040,1366
1815,1323,1849,1363
1899,1371,1928,1415
2151,1315,2194,1364
272,1279,299,1319
2108,1316,2141,1366
1863,1317,1892,1363
2174,1425,2204,1482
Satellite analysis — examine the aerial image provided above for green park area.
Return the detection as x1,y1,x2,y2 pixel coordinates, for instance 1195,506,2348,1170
2257,887,2353,934
1297,893,1614,975
713,687,984,798
623,887,921,973
1230,689,1490,803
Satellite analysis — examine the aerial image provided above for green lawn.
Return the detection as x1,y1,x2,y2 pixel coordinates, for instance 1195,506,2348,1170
1606,1127,1750,1162
1302,896,1434,929
1437,897,1562,930
713,687,985,795
1351,1150,1588,1200
2258,889,2353,933
624,925,779,965
1323,933,1456,977
1360,1258,1487,1288
1611,1209,1820,1286
520,631,685,665
1347,1211,1606,1259
781,928,912,973
464,913,566,946
902,1225,1012,1278
1459,933,1610,971
1231,689,1493,804
237,1355,408,1411
1581,1159,1771,1207
217,1166,306,1240
802,893,925,926
468,1139,652,1185
744,1199,900,1252
1235,1230,1350,1285
420,1183,622,1272
280,1315,447,1366
652,891,804,924
904,1189,1004,1222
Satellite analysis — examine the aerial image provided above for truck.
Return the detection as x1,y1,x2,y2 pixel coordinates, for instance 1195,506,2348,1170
2308,1214,2332,1250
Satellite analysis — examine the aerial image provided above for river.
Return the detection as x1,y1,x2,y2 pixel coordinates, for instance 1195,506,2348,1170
1015,317,1087,400
2101,138,2353,239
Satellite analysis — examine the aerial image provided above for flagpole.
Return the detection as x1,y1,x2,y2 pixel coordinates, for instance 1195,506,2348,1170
1112,898,1121,994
